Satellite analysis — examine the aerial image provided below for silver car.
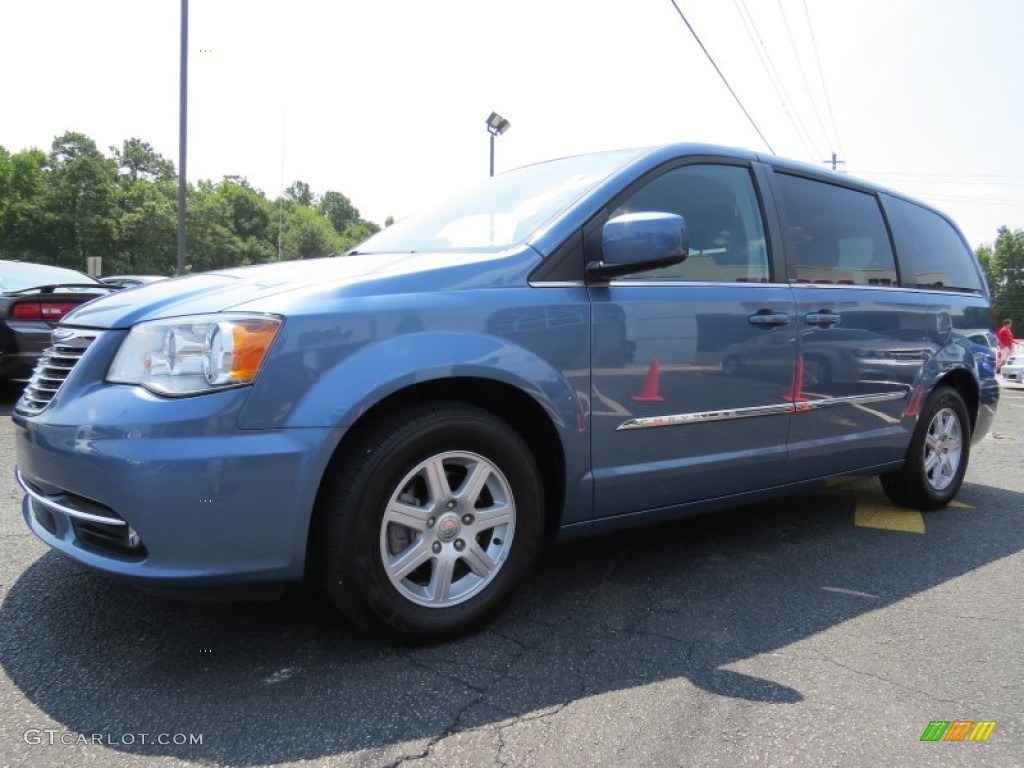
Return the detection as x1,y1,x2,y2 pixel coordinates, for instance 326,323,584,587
1002,352,1023,382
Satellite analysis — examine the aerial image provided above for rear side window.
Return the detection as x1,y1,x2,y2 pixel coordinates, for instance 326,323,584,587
775,173,898,286
881,194,983,292
609,164,770,283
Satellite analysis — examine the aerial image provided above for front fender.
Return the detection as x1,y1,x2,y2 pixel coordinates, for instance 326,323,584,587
239,330,586,434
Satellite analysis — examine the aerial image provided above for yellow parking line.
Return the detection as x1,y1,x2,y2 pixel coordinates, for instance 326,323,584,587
854,503,926,534
823,476,974,532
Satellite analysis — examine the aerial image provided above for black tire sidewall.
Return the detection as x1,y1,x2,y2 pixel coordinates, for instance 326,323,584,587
915,388,971,505
886,386,971,510
318,405,544,642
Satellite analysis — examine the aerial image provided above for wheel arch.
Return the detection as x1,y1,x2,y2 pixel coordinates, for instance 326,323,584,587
935,368,980,435
310,376,571,556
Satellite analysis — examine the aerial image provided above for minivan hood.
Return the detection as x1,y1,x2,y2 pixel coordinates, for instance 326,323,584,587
63,251,529,329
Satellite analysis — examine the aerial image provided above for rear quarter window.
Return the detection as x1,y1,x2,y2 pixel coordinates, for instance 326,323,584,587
881,194,983,292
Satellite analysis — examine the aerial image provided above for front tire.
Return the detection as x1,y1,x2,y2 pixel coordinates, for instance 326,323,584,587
880,386,970,510
314,403,544,643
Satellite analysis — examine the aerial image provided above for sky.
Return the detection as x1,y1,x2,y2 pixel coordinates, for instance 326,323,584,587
2,0,1023,248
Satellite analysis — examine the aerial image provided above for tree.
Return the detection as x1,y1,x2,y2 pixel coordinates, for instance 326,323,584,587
285,180,315,207
112,138,175,182
981,227,1024,331
218,178,271,240
46,132,119,269
336,220,377,252
0,148,9,218
282,205,343,259
113,175,178,275
319,190,359,233
976,243,995,295
185,180,244,272
0,148,53,263
0,131,379,273
216,178,275,265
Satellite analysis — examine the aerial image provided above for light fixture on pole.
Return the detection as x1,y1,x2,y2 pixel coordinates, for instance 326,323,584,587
486,111,510,177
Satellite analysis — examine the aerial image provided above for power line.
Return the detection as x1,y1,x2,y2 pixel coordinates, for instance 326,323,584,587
733,0,817,160
857,171,1024,181
776,0,831,159
667,0,775,154
803,0,844,156
920,195,1024,207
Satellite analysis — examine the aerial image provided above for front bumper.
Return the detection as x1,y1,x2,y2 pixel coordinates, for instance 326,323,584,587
14,385,342,587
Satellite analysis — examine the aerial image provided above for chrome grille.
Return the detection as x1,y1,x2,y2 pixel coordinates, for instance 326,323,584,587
16,328,103,415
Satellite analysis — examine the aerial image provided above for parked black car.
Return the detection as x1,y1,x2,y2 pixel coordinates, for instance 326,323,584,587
1,260,113,382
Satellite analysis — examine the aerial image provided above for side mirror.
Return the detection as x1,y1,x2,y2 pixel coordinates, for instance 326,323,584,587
588,212,689,280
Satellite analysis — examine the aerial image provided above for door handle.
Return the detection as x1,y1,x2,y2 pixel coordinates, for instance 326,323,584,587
748,311,791,327
805,311,841,327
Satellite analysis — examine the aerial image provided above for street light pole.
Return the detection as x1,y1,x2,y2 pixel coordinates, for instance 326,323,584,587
177,0,188,276
485,112,510,177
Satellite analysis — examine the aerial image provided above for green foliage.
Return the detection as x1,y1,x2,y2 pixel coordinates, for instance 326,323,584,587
282,205,344,258
113,176,177,275
285,180,315,208
980,227,1024,330
319,190,359,232
112,138,175,182
218,178,272,241
46,132,119,268
0,148,51,261
0,131,379,275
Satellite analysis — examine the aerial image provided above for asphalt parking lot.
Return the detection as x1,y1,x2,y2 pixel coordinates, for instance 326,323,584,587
1,382,1022,768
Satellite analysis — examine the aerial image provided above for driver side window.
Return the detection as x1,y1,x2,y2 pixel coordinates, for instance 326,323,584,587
611,164,770,283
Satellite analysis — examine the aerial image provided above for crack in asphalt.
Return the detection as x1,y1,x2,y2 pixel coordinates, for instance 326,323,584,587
386,626,547,766
387,543,648,766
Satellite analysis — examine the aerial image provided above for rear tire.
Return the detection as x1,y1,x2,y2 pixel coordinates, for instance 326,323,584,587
880,386,970,510
314,403,544,643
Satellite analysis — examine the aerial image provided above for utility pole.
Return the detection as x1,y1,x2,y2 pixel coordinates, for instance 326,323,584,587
177,0,189,275
823,152,845,172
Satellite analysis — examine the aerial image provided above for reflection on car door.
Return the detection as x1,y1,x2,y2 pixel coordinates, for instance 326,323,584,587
772,172,933,481
587,162,797,519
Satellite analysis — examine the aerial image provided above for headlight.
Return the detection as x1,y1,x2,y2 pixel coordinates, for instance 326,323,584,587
108,314,282,395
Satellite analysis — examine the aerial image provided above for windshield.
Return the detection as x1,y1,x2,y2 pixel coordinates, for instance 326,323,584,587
356,149,644,254
0,261,103,292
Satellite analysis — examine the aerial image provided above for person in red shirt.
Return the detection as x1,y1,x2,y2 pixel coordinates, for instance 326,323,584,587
997,319,1014,372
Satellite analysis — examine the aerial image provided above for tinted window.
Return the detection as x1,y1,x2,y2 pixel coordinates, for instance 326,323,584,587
882,194,983,292
775,174,897,286
610,164,770,282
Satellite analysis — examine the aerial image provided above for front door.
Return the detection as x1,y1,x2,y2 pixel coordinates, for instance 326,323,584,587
588,161,797,519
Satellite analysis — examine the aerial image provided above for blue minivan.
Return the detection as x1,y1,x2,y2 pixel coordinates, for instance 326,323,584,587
13,144,999,641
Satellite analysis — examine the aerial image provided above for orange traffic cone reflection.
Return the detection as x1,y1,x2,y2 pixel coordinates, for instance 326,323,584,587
784,354,810,409
632,358,665,402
